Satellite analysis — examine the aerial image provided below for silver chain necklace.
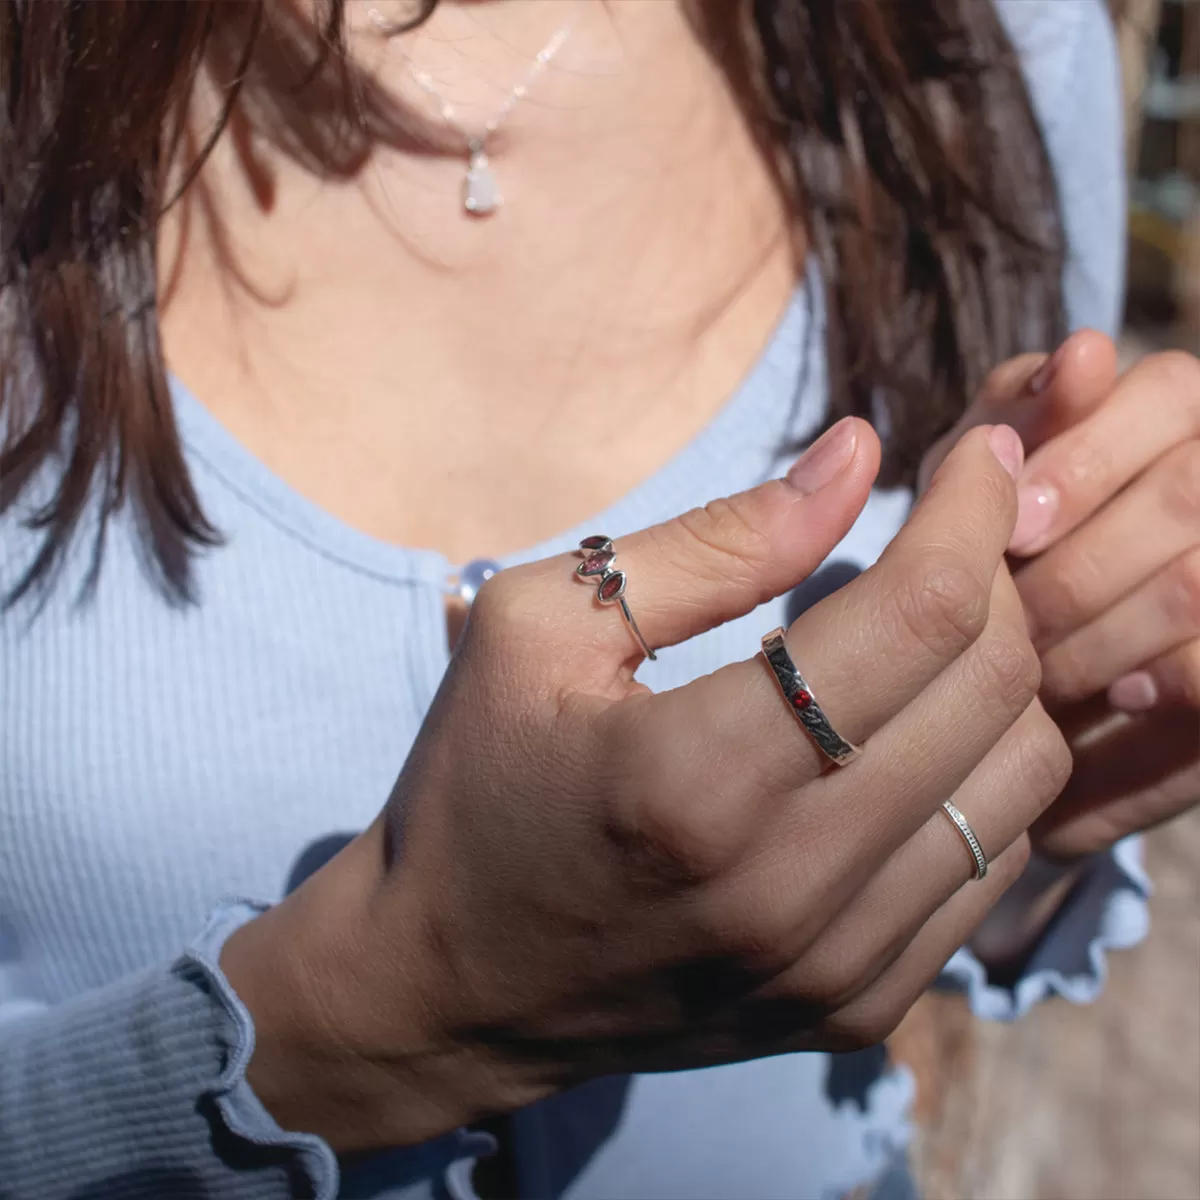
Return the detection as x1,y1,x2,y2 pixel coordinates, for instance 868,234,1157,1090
367,9,570,217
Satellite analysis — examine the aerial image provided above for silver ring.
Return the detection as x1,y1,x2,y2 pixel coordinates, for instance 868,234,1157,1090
576,536,657,662
940,801,989,880
760,628,861,766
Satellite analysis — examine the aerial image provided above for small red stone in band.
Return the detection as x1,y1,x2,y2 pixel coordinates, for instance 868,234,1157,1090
580,535,612,551
791,689,813,711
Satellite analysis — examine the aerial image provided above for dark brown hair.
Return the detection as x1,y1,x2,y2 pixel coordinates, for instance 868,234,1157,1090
0,0,1067,603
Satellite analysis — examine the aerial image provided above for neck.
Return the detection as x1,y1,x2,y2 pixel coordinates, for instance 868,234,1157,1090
160,0,799,560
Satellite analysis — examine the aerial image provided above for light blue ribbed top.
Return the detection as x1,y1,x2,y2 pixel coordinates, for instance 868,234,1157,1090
0,4,1152,1198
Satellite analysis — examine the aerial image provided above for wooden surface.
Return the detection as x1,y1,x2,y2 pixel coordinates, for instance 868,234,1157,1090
890,812,1200,1200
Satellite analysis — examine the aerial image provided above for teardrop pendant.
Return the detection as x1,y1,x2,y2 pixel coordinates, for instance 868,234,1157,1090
463,150,501,217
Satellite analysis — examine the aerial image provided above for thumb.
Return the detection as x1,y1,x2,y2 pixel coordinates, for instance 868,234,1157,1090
918,329,1119,493
512,417,881,668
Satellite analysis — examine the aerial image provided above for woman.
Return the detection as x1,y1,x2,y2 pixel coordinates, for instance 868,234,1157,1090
1,1,1197,1198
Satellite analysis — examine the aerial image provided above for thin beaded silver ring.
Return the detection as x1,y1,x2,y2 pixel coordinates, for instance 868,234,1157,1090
939,800,989,880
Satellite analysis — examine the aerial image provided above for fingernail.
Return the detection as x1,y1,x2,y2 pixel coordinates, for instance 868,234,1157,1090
786,419,857,494
1009,484,1058,554
1108,671,1159,713
987,425,1025,480
1029,344,1064,395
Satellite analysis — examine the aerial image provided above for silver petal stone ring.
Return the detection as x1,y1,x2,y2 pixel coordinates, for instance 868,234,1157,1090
575,536,657,662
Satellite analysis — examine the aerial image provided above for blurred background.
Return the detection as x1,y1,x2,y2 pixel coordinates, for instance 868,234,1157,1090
1122,0,1200,351
892,6,1199,1197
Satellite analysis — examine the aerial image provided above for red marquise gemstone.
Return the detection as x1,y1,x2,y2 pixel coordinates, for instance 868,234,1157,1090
580,535,612,551
597,571,626,602
791,689,813,711
579,551,615,576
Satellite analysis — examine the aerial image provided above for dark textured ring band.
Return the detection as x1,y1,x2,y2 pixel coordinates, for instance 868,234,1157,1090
576,536,657,662
760,627,860,766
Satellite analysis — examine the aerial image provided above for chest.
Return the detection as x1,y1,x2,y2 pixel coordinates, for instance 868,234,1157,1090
0,513,445,998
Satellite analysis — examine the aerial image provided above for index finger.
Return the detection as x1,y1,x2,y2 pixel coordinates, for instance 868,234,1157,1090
918,330,1117,493
984,330,1118,452
1009,351,1200,557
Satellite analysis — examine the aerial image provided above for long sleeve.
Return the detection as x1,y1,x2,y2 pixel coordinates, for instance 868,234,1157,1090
0,903,339,1200
0,901,496,1200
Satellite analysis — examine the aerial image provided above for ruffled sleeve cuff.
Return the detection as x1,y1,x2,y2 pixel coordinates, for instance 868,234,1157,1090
938,837,1151,1022
178,899,342,1198
182,899,497,1200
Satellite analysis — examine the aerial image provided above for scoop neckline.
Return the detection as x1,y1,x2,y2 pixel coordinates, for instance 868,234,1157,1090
170,286,816,588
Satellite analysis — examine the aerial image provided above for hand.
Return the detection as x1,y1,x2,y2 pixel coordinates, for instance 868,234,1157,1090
222,420,1066,1154
923,335,1200,862
1010,350,1200,860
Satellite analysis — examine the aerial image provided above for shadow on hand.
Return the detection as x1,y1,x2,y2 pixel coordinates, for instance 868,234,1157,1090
786,560,863,625
285,832,358,894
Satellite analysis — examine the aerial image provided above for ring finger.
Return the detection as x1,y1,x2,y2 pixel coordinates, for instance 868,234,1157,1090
775,699,1068,1006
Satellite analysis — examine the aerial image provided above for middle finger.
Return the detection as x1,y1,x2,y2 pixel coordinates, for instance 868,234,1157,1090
776,697,1068,1009
725,562,1041,947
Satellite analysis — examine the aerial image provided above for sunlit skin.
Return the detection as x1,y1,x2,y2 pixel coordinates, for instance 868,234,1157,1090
151,0,1200,1153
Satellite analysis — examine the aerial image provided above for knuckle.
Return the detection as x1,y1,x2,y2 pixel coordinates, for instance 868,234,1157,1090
1018,712,1074,809
971,629,1043,714
1045,434,1109,498
1144,352,1200,426
467,569,525,632
1165,548,1200,628
999,833,1034,885
892,556,990,659
671,494,774,587
1161,440,1200,523
1038,653,1085,709
827,997,905,1051
708,899,797,973
1033,554,1103,635
808,948,881,1012
615,739,749,884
